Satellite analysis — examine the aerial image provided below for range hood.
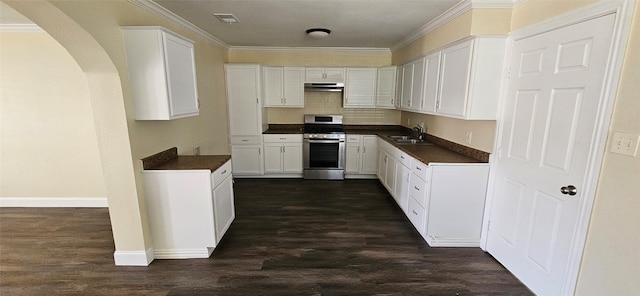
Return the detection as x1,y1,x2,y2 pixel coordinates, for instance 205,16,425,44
304,82,344,92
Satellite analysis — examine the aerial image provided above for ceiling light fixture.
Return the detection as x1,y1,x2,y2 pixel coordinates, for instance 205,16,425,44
306,28,331,39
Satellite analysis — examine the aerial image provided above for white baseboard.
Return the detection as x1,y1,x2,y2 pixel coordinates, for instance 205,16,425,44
0,197,108,207
154,247,214,259
113,248,154,266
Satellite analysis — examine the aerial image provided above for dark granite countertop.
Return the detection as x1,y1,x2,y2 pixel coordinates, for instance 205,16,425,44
141,147,231,171
264,124,489,163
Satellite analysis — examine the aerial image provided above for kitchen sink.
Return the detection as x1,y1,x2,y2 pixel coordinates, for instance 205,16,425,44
386,135,433,145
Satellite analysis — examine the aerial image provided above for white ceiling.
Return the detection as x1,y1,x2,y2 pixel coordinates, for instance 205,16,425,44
151,0,464,49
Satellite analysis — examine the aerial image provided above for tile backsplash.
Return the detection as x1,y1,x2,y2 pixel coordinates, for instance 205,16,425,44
267,92,400,125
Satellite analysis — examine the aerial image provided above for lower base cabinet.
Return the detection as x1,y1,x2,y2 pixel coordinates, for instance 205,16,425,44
377,138,490,247
142,160,235,259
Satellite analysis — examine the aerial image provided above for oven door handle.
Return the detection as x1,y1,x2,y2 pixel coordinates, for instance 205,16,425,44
304,139,344,144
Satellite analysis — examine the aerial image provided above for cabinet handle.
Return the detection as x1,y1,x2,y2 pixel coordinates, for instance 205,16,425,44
416,166,422,171
412,210,418,215
283,146,286,153
259,148,261,155
414,186,420,191
242,139,249,142
400,155,405,159
357,147,360,153
363,146,366,153
221,170,227,175
279,137,287,140
256,98,259,104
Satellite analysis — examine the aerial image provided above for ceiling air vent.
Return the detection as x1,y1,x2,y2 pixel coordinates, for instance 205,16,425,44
214,13,239,24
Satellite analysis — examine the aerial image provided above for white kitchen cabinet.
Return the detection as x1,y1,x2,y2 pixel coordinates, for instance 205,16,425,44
393,158,411,214
345,135,378,177
400,57,424,112
263,134,303,175
230,136,263,176
420,51,441,114
394,65,404,109
263,67,304,107
436,36,507,120
375,66,397,109
226,64,267,177
377,139,396,193
408,159,490,247
122,27,199,120
142,160,234,259
305,67,345,83
225,64,267,136
344,68,377,108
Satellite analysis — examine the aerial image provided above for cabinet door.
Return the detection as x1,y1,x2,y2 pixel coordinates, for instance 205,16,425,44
282,143,303,173
283,67,304,107
226,65,262,135
375,66,397,108
361,136,378,174
263,67,284,107
263,143,284,173
231,144,263,175
393,162,411,213
384,152,396,192
421,51,441,114
377,149,387,181
409,57,425,111
305,68,325,82
324,68,345,82
394,65,404,109
344,68,377,108
213,175,235,245
437,40,472,117
345,142,361,174
400,63,413,110
163,32,199,118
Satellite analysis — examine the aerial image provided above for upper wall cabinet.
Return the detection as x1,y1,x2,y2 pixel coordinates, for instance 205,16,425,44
263,67,304,108
375,66,397,109
436,36,507,120
400,57,425,112
344,68,377,108
305,67,345,83
122,27,199,120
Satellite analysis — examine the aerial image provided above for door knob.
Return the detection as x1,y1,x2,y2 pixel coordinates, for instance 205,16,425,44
560,185,577,196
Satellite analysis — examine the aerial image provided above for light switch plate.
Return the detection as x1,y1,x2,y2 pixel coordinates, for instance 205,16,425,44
611,132,639,156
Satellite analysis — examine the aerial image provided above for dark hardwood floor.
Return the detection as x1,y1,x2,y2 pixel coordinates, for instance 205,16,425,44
0,179,532,295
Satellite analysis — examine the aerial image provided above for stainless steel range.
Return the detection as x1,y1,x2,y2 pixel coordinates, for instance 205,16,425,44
303,114,346,180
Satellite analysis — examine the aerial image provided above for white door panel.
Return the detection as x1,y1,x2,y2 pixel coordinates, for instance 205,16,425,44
487,13,616,296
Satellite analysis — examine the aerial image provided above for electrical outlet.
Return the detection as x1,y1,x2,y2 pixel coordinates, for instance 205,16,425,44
465,132,473,144
193,145,201,156
611,132,639,156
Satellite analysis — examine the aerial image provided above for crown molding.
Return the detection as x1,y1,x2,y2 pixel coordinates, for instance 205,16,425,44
229,46,391,54
128,0,229,49
391,0,527,52
0,24,43,33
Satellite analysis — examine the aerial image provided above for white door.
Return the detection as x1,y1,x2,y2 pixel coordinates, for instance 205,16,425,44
486,14,615,296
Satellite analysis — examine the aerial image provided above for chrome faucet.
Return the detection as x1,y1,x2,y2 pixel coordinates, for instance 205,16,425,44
412,124,425,140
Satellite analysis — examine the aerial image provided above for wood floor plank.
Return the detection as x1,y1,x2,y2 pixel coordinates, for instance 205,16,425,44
0,179,532,295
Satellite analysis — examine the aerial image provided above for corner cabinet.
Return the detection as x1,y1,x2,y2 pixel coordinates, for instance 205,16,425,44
263,67,304,107
436,36,507,120
122,27,199,120
344,68,377,108
142,160,235,259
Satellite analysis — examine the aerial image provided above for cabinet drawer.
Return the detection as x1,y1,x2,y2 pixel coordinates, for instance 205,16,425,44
411,159,430,181
230,136,262,145
263,134,302,143
395,150,412,167
346,135,361,143
408,197,426,234
211,161,232,188
409,173,428,208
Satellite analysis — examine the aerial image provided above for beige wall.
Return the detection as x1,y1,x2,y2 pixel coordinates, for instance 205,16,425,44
574,2,640,294
0,31,106,198
230,49,400,125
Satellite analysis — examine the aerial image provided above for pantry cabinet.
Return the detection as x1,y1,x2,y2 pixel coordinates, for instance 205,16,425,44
344,68,377,108
375,66,397,109
263,67,305,107
263,134,303,175
345,135,378,177
122,27,199,120
142,160,234,259
305,67,345,83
